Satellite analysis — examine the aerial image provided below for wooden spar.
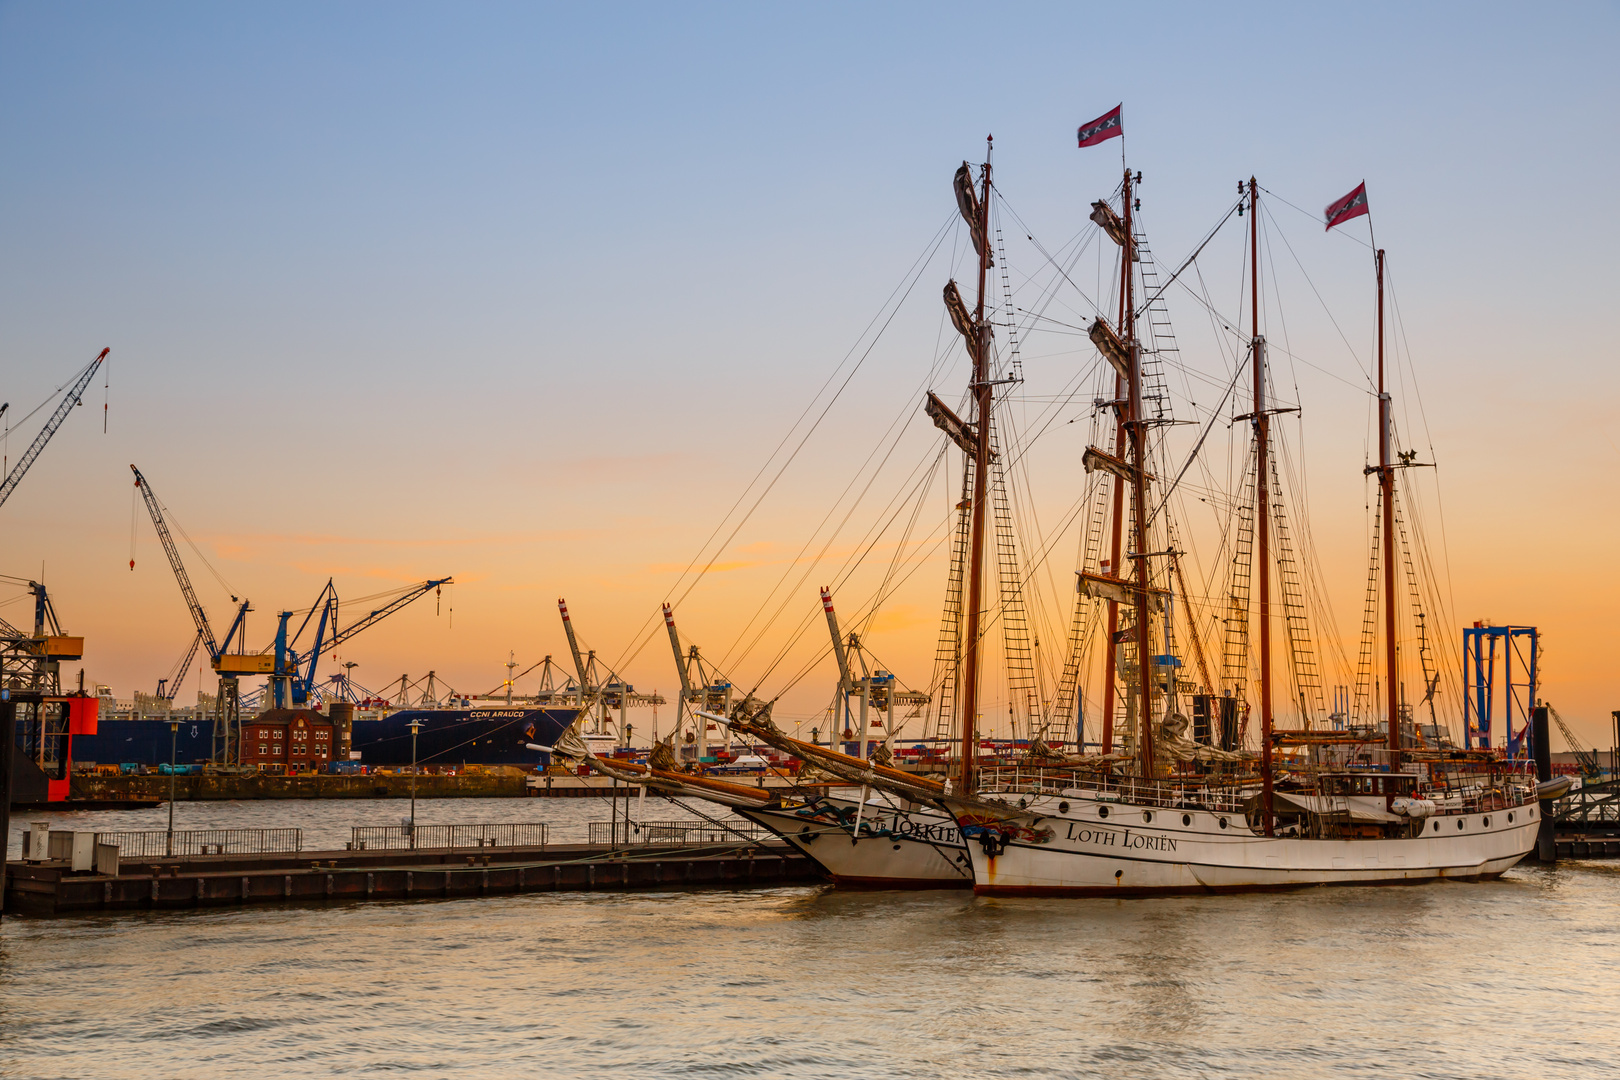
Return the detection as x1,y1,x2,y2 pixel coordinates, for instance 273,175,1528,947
958,137,994,795
728,715,945,796
1124,168,1156,779
1251,177,1274,835
588,756,775,804
1378,247,1399,763
1100,184,1130,756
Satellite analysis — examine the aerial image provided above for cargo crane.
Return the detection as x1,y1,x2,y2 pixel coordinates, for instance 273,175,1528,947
267,577,453,709
556,599,664,749
0,349,109,511
819,587,929,760
131,465,261,762
1551,705,1606,783
662,603,744,763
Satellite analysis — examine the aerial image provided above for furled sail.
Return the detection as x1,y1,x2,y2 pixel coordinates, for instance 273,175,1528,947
953,162,992,266
1088,317,1130,378
1089,199,1136,259
1082,445,1152,482
925,391,979,457
943,279,991,365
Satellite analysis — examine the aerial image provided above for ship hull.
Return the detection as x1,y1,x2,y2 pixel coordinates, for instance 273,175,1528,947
947,792,1541,896
351,708,576,766
737,797,972,889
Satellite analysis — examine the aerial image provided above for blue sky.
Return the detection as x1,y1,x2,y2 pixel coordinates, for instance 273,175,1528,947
2,2,1617,738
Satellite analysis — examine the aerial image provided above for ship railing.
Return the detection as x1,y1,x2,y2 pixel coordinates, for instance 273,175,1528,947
95,828,303,859
586,818,771,846
348,823,549,851
976,768,1254,814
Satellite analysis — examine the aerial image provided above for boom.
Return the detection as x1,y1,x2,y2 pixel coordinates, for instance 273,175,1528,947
131,464,220,658
0,348,109,510
290,578,450,698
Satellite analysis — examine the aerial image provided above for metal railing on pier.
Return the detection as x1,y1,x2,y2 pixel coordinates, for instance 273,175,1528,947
348,823,549,851
95,828,303,858
587,819,771,846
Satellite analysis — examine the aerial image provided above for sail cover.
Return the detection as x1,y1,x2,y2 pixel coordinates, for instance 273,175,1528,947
1088,317,1130,377
1089,199,1131,249
953,162,992,265
924,391,978,457
943,279,990,364
1078,571,1165,613
1082,445,1152,482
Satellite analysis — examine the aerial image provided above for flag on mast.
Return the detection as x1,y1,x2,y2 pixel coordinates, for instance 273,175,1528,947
1324,181,1369,231
1076,104,1123,148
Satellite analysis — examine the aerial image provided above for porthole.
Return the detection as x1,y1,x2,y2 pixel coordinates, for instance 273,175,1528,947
1458,819,1466,830
1143,811,1154,824
1182,814,1192,827
892,844,901,851
1508,812,1515,823
1098,806,1110,819
1432,821,1440,832
1218,817,1229,829
1530,806,1537,818
1483,816,1491,827
1058,801,1071,814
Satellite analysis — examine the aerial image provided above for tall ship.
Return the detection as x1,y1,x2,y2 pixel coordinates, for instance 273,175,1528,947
937,138,1558,892
558,120,1564,895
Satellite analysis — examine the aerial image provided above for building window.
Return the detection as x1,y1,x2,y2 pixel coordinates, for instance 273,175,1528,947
259,745,268,754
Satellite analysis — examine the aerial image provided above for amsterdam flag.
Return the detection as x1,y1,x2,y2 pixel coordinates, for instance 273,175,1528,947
1077,104,1123,148
1324,182,1369,231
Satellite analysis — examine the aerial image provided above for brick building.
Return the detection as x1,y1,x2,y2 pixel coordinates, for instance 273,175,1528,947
242,709,335,772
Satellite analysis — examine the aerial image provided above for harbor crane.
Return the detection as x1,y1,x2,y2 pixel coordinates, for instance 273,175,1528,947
556,599,664,748
131,464,259,762
0,349,109,511
1551,705,1606,783
819,586,928,761
268,577,453,709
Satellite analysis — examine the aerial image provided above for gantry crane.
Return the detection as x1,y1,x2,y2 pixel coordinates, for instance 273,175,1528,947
0,349,109,510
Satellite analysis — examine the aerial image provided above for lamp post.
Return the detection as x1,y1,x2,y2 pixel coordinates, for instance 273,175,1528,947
167,719,180,856
407,718,423,849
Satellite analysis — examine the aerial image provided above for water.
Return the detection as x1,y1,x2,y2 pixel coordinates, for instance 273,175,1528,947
2,800,1616,1078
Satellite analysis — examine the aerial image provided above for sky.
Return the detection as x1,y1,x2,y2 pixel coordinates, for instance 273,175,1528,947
1,2,1617,749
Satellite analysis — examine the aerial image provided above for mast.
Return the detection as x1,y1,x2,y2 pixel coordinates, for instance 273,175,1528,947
1100,185,1130,756
1378,248,1399,762
958,136,994,795
1251,177,1274,834
1124,167,1156,779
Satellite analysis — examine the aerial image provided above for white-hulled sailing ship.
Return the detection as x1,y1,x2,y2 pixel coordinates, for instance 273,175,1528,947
940,166,1563,894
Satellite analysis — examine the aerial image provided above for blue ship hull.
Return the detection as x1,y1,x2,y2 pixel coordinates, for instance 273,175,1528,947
351,707,576,766
69,707,577,768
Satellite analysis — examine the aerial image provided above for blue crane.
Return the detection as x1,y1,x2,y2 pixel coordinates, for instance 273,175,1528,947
0,349,109,510
269,577,453,708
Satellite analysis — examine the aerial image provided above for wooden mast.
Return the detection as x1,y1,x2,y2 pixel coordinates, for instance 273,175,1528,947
1099,180,1131,756
958,136,994,796
1124,168,1156,779
1378,248,1399,763
1250,177,1274,834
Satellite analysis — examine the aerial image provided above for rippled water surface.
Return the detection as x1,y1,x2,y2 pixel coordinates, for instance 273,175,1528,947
2,799,1616,1078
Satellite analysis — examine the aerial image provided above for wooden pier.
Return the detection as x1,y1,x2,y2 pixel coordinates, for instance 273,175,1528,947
3,838,821,916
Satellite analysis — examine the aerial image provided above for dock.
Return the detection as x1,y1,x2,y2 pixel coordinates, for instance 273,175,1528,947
2,821,822,916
